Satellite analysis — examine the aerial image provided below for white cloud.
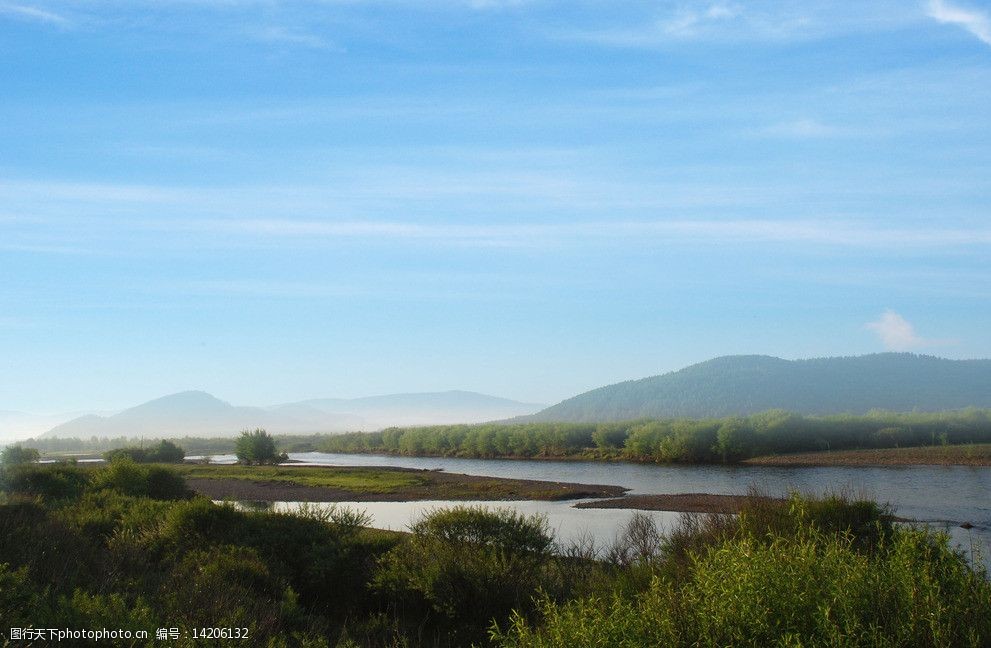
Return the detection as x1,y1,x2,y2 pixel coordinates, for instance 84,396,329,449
865,310,933,351
927,0,991,45
0,2,68,25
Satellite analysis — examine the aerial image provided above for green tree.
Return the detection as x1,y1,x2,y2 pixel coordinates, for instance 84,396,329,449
1,445,40,466
103,440,185,463
148,440,185,463
714,420,753,462
235,429,286,465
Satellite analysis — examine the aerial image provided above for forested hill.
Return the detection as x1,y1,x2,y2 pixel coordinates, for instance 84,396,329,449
524,354,991,422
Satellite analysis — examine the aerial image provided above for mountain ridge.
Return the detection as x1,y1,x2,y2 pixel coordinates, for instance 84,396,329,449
521,353,991,422
40,390,544,439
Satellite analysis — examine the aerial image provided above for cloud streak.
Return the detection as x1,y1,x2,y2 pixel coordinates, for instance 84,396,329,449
563,3,746,47
248,26,342,51
132,217,991,250
752,118,841,139
927,0,991,45
0,1,67,24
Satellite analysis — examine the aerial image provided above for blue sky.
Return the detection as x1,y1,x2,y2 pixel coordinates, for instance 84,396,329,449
1,0,990,412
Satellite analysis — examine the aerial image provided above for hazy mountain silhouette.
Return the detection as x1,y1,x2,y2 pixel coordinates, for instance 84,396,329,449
0,409,112,443
40,390,543,439
43,392,287,439
274,390,545,429
523,353,991,422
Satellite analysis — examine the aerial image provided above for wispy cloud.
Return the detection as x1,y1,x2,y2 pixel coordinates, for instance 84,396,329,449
927,0,991,45
564,3,744,46
865,309,941,351
152,217,991,250
179,279,364,298
664,3,742,38
248,26,342,51
0,2,68,25
557,3,936,48
752,118,841,139
464,0,529,9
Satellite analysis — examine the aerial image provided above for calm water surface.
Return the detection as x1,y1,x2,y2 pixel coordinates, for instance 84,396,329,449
207,451,990,564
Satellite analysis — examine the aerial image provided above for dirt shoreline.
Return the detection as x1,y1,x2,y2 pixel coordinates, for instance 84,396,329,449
574,493,781,514
744,445,991,467
185,466,628,503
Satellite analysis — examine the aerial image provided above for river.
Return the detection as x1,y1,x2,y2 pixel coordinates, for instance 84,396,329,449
202,451,991,564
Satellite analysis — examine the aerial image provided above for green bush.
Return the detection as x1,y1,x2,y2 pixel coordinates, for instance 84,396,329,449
4,463,90,500
235,429,288,465
90,459,191,500
375,506,556,644
408,505,554,555
54,589,159,634
103,440,185,464
0,562,47,627
163,545,298,635
1,445,40,466
0,501,101,593
148,498,392,616
494,526,991,648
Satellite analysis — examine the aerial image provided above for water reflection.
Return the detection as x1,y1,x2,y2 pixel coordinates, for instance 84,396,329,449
199,450,990,566
268,499,682,554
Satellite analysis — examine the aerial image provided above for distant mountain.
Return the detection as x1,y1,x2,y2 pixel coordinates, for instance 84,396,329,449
40,390,543,439
274,390,545,429
524,354,991,423
43,391,295,439
0,409,112,443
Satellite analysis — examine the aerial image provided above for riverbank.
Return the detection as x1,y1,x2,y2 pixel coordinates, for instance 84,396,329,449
574,493,779,513
301,442,991,467
175,464,628,502
744,443,991,467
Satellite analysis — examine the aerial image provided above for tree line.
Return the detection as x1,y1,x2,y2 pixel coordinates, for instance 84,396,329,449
318,409,991,463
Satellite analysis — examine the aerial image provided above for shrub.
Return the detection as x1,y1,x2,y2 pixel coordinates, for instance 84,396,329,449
4,463,89,500
90,459,191,500
150,499,390,615
103,440,185,464
1,445,40,466
235,429,288,465
54,589,159,633
408,505,554,555
163,545,297,635
0,501,101,591
0,562,46,627
375,506,556,644
493,526,991,648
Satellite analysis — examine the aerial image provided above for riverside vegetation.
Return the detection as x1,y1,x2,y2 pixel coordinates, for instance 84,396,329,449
22,409,991,466
317,409,991,463
1,459,989,647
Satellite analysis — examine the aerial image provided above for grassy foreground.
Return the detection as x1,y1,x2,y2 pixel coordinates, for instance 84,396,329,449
2,461,990,647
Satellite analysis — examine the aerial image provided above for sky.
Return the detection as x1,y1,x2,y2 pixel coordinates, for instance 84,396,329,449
1,0,990,413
